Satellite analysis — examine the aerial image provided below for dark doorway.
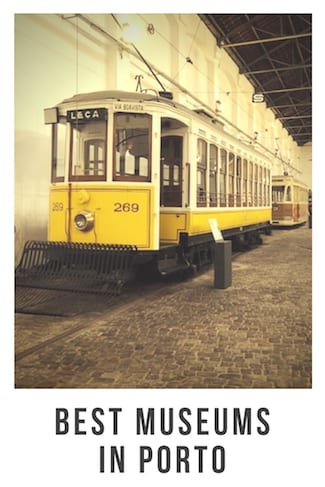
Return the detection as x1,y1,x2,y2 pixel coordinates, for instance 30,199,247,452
161,135,183,207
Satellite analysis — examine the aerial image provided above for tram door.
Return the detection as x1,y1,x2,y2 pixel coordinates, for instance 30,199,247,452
160,136,183,207
84,139,105,176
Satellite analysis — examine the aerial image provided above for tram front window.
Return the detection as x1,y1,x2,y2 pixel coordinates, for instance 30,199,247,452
114,113,151,181
69,119,107,181
272,185,285,202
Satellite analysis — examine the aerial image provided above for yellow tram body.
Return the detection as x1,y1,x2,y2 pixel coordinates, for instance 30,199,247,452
49,182,271,248
17,90,274,288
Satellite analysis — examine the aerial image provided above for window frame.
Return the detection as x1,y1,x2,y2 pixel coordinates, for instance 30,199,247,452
209,143,218,207
51,122,66,183
219,148,227,207
228,152,235,207
68,119,108,182
242,159,248,206
236,156,242,207
196,138,208,207
113,112,152,182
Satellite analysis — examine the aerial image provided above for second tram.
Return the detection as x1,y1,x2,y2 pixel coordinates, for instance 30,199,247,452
272,175,309,227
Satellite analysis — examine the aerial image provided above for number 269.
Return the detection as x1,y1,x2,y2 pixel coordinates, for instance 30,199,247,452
114,202,139,212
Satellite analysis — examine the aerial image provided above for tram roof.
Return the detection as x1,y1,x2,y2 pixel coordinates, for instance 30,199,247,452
58,90,225,127
60,90,179,106
55,89,272,160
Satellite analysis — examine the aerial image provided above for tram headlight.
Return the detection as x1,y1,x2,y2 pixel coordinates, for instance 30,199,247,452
74,211,94,231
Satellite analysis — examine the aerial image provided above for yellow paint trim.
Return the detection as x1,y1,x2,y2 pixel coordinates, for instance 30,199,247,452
159,212,187,242
188,208,271,235
159,207,271,244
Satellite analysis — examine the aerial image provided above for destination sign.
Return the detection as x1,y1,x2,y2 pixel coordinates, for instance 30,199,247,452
113,102,144,112
67,108,107,122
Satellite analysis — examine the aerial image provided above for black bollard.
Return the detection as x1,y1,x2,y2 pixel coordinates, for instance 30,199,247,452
213,240,232,289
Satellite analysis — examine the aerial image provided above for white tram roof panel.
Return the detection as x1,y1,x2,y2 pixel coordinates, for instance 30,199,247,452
54,90,227,129
59,90,177,106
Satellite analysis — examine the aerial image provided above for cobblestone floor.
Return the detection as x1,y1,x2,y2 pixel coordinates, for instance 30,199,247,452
15,225,312,388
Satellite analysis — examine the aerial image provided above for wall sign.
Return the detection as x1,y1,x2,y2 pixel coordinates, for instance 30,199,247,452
252,93,265,103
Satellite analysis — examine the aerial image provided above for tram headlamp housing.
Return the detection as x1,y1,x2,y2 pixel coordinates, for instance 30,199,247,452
74,211,94,232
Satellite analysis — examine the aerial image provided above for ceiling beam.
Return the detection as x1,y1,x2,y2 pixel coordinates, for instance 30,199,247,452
241,63,311,75
278,115,311,120
220,32,311,48
286,127,312,130
267,102,311,109
292,133,312,137
263,86,311,95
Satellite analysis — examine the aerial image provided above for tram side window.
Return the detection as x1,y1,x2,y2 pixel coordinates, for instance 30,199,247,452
248,161,253,206
228,152,235,207
236,156,241,206
70,120,107,181
259,166,263,205
197,138,207,206
300,187,306,203
254,163,258,206
294,187,298,203
262,168,268,206
242,159,248,206
266,169,271,205
220,149,227,207
51,122,66,182
114,113,151,181
286,186,292,201
209,144,218,207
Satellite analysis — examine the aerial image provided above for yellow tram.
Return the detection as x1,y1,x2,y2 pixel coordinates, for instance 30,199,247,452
272,175,309,227
17,90,272,291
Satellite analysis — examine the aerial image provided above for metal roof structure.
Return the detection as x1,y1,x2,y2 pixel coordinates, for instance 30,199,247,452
199,14,312,146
